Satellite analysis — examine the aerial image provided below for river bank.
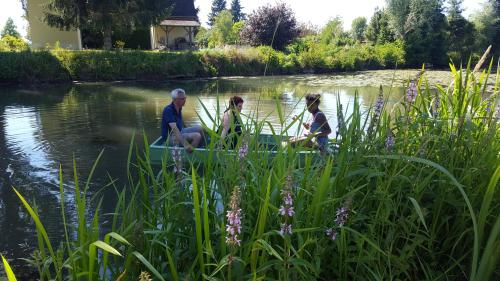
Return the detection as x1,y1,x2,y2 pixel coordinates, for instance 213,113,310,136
0,44,407,84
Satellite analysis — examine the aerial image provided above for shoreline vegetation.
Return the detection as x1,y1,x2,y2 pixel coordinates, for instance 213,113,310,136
1,63,499,280
0,44,407,84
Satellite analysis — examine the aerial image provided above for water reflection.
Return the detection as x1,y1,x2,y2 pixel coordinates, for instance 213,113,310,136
0,71,451,264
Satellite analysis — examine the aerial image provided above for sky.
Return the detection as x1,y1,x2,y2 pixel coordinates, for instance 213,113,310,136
1,0,486,39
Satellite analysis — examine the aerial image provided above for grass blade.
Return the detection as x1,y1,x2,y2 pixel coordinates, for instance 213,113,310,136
1,255,17,281
132,251,165,281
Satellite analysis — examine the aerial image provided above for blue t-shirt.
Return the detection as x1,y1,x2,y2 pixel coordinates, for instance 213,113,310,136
161,103,183,140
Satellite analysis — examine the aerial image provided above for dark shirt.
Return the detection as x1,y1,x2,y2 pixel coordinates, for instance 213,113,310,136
161,103,183,141
310,110,331,147
224,110,243,148
227,110,242,135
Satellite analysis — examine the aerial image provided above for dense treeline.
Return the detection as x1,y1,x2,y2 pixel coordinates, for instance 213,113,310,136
201,0,500,67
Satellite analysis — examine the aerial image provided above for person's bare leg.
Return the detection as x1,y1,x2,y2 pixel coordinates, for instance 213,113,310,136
182,125,205,147
182,132,201,148
191,132,201,147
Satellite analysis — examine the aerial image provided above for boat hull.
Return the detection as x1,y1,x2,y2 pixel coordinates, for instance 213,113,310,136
148,134,321,166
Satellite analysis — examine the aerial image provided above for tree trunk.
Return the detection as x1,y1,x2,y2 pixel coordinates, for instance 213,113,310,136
103,26,112,50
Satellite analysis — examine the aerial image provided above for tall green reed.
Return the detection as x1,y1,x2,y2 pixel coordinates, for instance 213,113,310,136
3,62,499,280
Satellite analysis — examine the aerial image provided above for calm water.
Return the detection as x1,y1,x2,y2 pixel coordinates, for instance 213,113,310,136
0,70,453,262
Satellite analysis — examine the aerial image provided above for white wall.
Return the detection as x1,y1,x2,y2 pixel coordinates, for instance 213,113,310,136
27,0,81,49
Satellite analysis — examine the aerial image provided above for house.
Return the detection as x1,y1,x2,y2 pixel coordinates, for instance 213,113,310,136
27,0,199,50
150,0,200,50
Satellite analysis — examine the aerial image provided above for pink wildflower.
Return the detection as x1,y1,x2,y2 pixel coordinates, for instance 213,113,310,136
278,174,295,236
325,228,337,241
238,142,248,160
374,86,384,119
385,134,395,150
335,206,349,227
172,146,183,173
326,200,351,241
279,206,295,217
279,223,293,236
226,187,242,247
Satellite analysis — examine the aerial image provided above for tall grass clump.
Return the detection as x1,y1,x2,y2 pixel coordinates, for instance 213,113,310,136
2,62,499,280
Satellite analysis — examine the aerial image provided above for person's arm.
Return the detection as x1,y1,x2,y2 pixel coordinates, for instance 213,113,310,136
220,112,230,140
169,123,193,152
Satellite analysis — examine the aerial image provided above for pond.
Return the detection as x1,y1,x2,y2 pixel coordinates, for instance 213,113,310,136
0,70,454,263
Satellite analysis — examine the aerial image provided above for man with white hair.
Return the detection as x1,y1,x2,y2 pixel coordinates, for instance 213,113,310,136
161,88,204,153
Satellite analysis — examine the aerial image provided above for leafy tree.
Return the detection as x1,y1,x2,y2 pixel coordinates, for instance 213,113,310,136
230,0,245,22
471,1,500,55
208,0,227,26
231,21,244,44
297,22,318,37
43,0,173,50
208,10,234,47
386,0,411,38
489,0,500,54
351,17,367,42
240,3,298,50
365,8,395,44
403,0,448,66
195,26,210,48
320,17,352,46
386,0,448,66
446,0,475,61
0,35,28,51
447,0,463,18
1,18,21,38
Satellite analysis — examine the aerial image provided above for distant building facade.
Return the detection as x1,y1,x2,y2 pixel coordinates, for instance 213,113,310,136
27,0,82,49
27,0,199,50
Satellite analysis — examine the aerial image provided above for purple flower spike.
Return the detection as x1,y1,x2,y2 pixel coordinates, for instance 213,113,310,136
406,81,418,104
335,206,349,227
226,187,242,247
280,223,293,236
374,87,384,119
326,200,351,241
279,206,295,217
172,146,183,173
278,173,295,236
432,93,440,118
325,228,337,241
385,132,394,150
238,142,248,160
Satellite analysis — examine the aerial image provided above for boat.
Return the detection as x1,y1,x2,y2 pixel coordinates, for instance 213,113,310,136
148,133,323,166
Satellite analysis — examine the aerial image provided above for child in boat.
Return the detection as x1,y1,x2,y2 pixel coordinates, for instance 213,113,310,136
290,93,332,152
220,96,244,149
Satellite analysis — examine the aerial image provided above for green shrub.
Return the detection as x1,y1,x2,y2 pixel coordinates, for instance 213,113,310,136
374,41,405,68
0,35,29,51
0,50,69,83
0,43,407,83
